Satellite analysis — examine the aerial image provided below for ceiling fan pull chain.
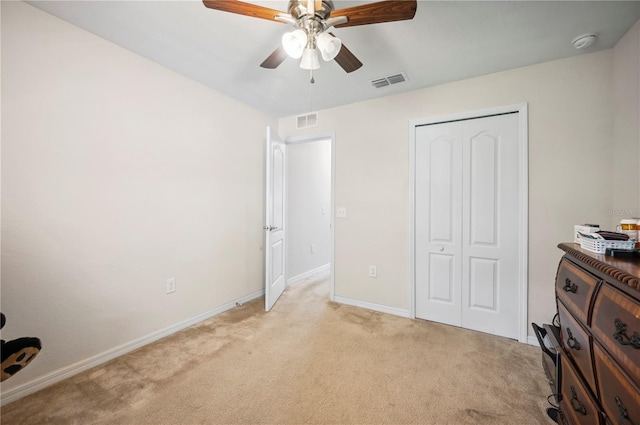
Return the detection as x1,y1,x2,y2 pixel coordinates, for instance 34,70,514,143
310,69,315,84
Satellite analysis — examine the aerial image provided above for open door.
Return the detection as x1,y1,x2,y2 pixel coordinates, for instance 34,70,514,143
264,127,286,311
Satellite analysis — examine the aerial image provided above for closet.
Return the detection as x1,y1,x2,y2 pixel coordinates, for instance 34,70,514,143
414,111,522,339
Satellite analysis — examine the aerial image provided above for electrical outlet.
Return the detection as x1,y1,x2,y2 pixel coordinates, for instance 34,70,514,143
311,244,316,253
369,265,377,278
336,207,347,218
166,277,176,294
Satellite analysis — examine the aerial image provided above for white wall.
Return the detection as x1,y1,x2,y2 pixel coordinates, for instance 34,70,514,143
279,48,618,332
286,139,332,280
612,20,640,226
1,1,275,397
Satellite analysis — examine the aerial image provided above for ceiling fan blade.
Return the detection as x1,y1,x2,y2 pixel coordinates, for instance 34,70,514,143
331,0,417,28
260,46,289,69
202,0,287,23
332,40,363,73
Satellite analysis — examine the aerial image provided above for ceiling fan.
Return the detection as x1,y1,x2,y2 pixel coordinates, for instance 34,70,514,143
202,0,417,75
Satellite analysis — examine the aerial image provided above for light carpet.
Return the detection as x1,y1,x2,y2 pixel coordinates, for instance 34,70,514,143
1,274,553,424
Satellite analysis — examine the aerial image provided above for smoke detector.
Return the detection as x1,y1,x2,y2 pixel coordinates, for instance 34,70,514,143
572,33,597,49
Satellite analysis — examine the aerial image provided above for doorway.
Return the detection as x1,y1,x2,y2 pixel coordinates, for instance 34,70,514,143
409,105,528,342
285,133,336,301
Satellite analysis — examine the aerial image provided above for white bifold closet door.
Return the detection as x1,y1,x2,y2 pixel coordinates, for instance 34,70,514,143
415,113,520,339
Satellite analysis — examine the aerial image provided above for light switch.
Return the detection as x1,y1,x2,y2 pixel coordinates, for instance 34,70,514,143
336,207,347,218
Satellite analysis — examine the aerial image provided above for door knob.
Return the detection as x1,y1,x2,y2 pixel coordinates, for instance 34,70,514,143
438,246,444,252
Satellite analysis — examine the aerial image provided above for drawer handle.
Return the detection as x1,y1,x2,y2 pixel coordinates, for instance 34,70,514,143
615,396,638,425
570,386,587,416
613,319,640,349
566,327,581,350
563,278,578,293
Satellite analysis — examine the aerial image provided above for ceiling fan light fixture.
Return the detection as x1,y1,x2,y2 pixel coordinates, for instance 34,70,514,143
300,47,320,70
316,32,342,61
282,29,307,58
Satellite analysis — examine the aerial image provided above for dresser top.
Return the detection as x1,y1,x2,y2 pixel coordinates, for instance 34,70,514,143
559,243,640,292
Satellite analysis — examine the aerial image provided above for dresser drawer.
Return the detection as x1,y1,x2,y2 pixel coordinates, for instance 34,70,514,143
558,410,572,425
556,258,601,324
558,300,597,391
592,284,640,383
594,342,640,425
560,355,602,425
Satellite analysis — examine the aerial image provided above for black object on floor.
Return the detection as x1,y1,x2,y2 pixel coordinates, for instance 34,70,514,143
546,407,558,423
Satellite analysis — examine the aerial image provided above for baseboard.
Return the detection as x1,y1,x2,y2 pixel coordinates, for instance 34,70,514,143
332,295,541,345
0,289,264,406
287,263,330,285
527,335,540,347
333,296,411,318
334,295,540,345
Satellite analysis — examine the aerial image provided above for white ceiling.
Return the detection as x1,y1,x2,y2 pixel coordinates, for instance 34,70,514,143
29,1,640,118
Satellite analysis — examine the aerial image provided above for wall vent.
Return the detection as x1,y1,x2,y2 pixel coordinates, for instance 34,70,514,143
371,72,409,88
296,112,318,129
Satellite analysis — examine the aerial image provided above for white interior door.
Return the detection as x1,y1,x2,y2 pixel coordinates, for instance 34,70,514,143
415,112,521,339
461,115,520,338
415,121,463,326
265,127,286,312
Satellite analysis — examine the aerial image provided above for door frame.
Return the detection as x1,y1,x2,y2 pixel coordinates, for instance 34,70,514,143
285,131,336,301
408,103,529,343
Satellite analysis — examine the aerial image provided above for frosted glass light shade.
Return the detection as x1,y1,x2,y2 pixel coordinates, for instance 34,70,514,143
282,30,307,59
300,48,320,70
317,32,342,61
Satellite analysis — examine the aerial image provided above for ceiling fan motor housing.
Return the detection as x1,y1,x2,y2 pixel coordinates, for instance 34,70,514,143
288,0,334,21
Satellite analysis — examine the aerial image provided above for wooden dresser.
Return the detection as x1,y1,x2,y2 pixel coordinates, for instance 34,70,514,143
555,243,640,425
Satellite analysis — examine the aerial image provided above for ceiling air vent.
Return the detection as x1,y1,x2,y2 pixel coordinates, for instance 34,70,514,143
371,72,409,89
296,112,318,129
371,78,390,88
